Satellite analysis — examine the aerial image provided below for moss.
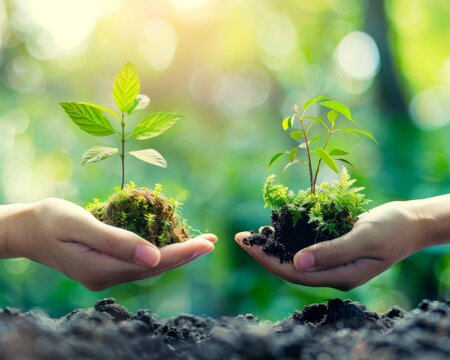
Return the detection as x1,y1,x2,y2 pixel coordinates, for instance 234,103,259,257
86,183,189,247
263,167,368,239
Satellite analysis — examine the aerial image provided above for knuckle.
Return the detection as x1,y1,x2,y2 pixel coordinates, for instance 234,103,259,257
320,240,341,266
103,231,121,255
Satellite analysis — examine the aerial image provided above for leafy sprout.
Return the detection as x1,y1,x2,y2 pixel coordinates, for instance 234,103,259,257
269,96,377,193
60,61,181,190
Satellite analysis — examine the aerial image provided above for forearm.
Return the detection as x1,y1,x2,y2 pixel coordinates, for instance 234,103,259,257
409,194,450,247
0,203,34,259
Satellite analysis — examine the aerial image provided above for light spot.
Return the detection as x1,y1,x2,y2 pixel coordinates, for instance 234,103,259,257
4,258,31,276
12,0,120,59
2,108,30,134
5,57,45,92
334,31,380,80
189,65,225,104
216,67,271,115
257,12,297,58
170,0,209,11
409,86,450,130
385,0,422,28
138,19,177,71
444,57,450,86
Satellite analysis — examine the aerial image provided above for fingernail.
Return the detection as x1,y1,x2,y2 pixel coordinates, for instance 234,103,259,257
134,244,160,267
295,252,315,271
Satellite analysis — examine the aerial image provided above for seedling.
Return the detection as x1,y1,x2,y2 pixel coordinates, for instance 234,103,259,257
244,96,376,262
269,96,376,193
60,62,189,247
60,61,181,190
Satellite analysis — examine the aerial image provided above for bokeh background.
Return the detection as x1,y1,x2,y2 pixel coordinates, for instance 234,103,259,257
1,0,450,319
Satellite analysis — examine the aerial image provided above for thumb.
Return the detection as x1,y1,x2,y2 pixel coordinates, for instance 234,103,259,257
74,221,161,267
293,228,366,272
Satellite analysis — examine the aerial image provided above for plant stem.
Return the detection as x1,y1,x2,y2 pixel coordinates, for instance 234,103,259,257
120,113,125,190
296,109,314,193
312,124,334,191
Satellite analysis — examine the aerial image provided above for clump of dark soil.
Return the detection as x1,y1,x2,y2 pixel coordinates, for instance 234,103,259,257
87,184,189,247
1,298,450,359
243,209,335,263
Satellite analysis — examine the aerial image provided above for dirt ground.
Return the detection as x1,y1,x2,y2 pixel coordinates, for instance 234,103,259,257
1,297,450,359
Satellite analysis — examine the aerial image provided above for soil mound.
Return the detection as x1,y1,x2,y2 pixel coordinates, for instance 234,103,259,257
1,298,450,359
87,184,189,247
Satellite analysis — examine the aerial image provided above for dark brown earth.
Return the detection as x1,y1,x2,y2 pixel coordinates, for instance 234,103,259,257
1,298,450,359
244,209,338,263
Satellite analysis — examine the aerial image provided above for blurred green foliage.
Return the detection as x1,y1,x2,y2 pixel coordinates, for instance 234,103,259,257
0,0,449,320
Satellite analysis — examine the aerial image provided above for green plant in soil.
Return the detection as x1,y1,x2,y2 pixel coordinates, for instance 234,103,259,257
60,62,189,246
245,96,377,262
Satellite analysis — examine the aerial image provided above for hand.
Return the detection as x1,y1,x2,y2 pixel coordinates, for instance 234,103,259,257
235,201,427,291
2,198,216,291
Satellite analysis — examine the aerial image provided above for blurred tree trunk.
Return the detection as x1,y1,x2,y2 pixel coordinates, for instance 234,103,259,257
364,0,439,304
365,0,409,118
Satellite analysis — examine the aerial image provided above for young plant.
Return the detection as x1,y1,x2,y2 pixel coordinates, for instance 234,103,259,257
60,61,181,190
269,96,377,193
60,62,189,247
244,96,377,262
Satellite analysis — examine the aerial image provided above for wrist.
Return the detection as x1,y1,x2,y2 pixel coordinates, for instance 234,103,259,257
0,203,35,259
408,195,450,248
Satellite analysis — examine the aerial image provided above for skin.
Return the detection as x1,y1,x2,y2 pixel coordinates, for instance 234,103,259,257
0,198,216,291
235,195,450,291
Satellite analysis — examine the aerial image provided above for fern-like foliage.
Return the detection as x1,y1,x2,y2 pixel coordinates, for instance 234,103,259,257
263,167,369,238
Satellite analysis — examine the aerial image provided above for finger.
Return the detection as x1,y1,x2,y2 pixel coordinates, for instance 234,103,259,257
195,233,218,243
66,220,161,268
156,237,215,270
293,224,377,271
236,241,382,290
62,237,215,290
235,231,252,243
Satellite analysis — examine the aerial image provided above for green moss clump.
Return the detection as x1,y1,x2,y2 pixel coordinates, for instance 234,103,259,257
263,167,368,239
86,183,189,247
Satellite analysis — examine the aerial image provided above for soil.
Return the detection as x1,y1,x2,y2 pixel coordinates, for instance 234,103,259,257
1,298,450,359
244,209,336,263
87,185,189,247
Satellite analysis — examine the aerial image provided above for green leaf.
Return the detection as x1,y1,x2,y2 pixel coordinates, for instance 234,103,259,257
289,147,298,161
327,110,338,126
132,112,182,140
336,158,355,168
305,116,329,132
283,159,306,173
78,102,119,118
269,152,287,167
283,160,299,173
303,96,330,111
290,114,296,127
290,130,304,140
304,116,323,123
299,136,319,149
314,147,338,173
341,128,378,143
329,148,349,156
129,149,167,168
127,94,150,115
320,100,353,121
281,116,290,130
60,102,115,136
82,146,118,165
341,128,362,141
113,62,140,113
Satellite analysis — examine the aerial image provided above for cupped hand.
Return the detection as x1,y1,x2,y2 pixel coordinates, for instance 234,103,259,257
235,201,426,291
13,198,216,291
